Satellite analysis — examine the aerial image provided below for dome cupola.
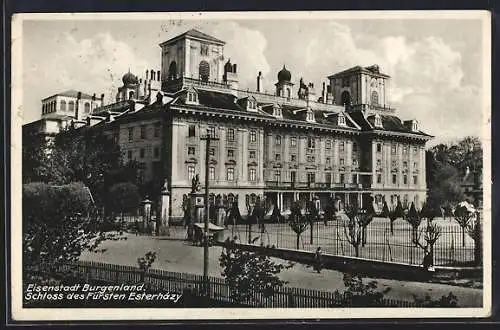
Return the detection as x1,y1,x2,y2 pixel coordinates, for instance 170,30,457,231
122,71,139,86
277,65,291,82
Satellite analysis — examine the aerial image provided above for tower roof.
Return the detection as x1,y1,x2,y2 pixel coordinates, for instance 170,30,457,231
122,71,139,86
277,65,292,83
160,29,226,46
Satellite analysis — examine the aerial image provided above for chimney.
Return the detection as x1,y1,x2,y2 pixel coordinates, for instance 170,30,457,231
75,91,82,120
100,93,105,105
257,71,262,92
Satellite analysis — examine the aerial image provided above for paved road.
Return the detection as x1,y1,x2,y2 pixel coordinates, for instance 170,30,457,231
79,233,483,307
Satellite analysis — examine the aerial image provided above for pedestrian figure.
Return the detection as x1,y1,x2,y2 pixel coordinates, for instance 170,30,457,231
313,247,323,273
134,220,139,236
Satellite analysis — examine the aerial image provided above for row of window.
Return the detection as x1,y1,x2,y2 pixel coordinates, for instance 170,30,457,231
127,147,161,160
127,123,161,141
375,173,419,185
188,165,254,182
42,100,92,115
376,159,419,169
376,143,419,155
188,125,259,143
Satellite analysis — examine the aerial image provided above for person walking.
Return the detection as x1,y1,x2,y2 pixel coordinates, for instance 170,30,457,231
313,247,323,273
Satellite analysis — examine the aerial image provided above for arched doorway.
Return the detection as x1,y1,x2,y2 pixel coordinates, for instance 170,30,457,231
199,60,210,82
168,61,177,80
341,91,351,106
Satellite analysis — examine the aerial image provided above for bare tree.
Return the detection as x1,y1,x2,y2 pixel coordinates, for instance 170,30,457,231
343,204,363,257
288,201,309,249
413,222,442,270
454,202,475,247
406,202,423,246
466,211,482,266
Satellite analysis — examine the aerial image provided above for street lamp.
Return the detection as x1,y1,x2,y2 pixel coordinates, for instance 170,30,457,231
142,196,152,234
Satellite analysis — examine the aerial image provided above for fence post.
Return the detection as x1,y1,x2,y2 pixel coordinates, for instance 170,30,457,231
287,291,296,308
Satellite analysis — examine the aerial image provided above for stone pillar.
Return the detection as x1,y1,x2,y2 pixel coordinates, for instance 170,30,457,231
372,141,377,188
158,184,170,236
185,39,191,78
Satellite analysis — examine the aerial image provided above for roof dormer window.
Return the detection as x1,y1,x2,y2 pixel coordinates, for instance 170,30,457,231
412,120,419,132
306,110,315,123
186,88,198,105
374,114,383,128
246,98,258,112
273,105,282,118
338,112,346,127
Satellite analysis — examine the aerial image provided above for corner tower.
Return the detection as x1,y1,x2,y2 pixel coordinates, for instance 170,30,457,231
159,29,226,92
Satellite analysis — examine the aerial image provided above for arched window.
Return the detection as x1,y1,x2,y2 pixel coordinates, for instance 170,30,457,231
168,61,177,80
60,100,66,111
287,88,291,98
371,91,379,105
151,70,155,80
157,70,161,81
129,91,135,100
341,91,351,106
68,101,75,112
84,102,90,113
199,61,210,82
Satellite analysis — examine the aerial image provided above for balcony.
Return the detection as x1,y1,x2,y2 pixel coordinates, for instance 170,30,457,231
264,181,371,190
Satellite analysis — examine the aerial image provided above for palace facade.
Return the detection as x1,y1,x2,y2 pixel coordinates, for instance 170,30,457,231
25,29,433,219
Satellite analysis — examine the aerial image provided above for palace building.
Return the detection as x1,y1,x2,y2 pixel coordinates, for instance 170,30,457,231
25,28,433,219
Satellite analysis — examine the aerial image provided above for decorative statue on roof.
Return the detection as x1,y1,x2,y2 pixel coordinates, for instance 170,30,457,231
298,77,309,100
191,174,201,193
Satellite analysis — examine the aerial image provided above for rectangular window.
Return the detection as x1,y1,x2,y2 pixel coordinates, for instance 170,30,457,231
376,159,381,167
403,145,408,154
352,158,358,166
227,128,235,142
339,141,345,152
188,125,196,137
413,146,418,154
209,167,215,181
188,147,196,155
275,154,281,161
188,166,195,181
326,157,331,165
250,130,257,142
340,174,345,184
274,170,281,182
154,123,161,137
249,150,256,159
325,172,332,184
291,154,297,162
352,174,358,184
391,144,397,154
340,158,345,165
226,168,234,181
127,150,132,160
307,137,315,149
208,126,216,139
325,140,331,149
140,125,146,139
403,175,408,184
413,161,418,168
377,174,382,184
413,175,418,185
276,135,281,145
249,168,256,181
307,172,315,184
128,127,134,141
392,174,397,184
392,160,397,167
377,143,382,153
290,137,297,147
154,147,159,158
140,148,145,158
210,148,216,156
353,142,358,153
227,149,234,158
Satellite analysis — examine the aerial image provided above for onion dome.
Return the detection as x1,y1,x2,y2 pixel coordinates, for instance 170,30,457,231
277,65,291,82
122,71,139,85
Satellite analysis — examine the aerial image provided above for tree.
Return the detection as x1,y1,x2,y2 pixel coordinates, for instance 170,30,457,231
413,222,442,269
406,202,423,246
306,200,320,245
288,201,309,249
343,204,363,257
137,251,157,283
466,211,482,266
359,198,375,246
22,131,54,184
454,202,476,247
388,199,404,235
323,197,337,226
380,200,390,218
219,238,292,305
420,199,440,224
107,182,141,227
23,182,124,277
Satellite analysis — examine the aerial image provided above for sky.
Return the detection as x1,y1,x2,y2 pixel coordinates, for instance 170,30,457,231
20,13,488,146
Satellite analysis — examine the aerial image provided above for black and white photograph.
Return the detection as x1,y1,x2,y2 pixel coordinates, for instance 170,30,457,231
11,10,491,321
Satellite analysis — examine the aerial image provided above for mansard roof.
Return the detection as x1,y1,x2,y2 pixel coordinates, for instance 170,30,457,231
365,113,432,137
42,89,94,101
160,29,226,46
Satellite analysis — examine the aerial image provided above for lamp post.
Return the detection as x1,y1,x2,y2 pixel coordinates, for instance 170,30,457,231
142,196,152,234
200,128,219,295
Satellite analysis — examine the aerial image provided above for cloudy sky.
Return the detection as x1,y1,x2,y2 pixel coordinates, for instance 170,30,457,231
20,13,488,146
